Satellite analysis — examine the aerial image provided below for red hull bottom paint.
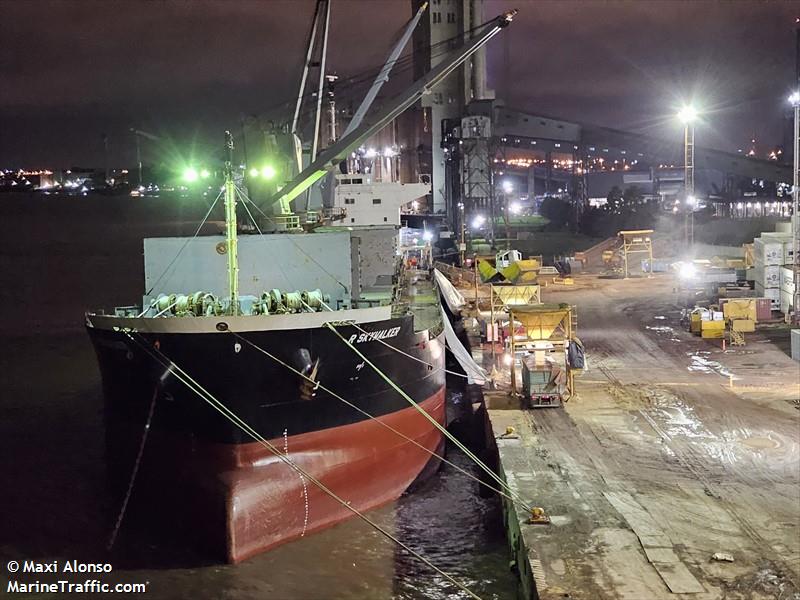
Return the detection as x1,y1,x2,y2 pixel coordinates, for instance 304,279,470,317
209,389,446,563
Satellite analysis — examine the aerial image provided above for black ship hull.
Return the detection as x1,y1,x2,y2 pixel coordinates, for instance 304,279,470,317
86,310,446,562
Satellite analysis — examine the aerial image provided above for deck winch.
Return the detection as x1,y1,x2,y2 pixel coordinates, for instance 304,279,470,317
151,288,330,317
155,291,221,316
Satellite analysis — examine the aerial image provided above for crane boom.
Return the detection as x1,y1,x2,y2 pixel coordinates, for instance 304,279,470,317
130,129,161,142
264,9,518,215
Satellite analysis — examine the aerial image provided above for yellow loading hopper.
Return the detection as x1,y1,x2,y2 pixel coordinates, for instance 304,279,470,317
500,257,541,284
492,284,541,306
477,258,501,283
512,304,573,341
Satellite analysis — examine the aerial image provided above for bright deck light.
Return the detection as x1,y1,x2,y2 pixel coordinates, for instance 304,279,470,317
679,263,696,279
677,105,698,124
183,167,199,182
261,165,276,179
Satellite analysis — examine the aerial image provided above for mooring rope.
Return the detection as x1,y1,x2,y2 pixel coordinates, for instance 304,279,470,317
228,330,533,512
106,383,159,551
240,192,350,296
121,331,484,600
325,323,526,508
144,187,224,298
347,321,470,379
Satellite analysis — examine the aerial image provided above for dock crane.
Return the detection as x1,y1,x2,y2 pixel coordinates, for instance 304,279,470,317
260,9,518,230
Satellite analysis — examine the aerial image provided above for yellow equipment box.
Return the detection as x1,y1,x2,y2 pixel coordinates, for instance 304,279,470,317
701,329,724,339
722,299,757,322
689,313,701,334
730,319,755,332
701,320,725,331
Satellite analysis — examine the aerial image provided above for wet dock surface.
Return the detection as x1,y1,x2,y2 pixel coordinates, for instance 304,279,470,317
467,273,800,599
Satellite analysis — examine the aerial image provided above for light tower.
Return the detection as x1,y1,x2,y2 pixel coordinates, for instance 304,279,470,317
678,105,698,247
790,90,800,322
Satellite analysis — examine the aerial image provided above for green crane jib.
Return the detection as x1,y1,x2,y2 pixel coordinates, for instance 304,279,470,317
263,9,518,217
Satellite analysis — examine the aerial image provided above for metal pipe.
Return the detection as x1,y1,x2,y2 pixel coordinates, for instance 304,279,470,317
793,101,799,322
509,309,516,395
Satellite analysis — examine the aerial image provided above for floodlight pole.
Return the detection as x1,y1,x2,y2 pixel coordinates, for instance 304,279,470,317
684,121,695,247
792,96,799,323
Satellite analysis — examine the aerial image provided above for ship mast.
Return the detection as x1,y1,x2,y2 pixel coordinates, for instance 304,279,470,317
223,130,239,315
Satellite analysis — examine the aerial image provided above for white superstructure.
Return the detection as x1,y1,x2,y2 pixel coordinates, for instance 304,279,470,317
332,173,430,227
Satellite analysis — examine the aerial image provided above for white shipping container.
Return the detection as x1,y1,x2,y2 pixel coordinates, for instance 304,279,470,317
755,282,780,309
754,264,781,287
774,222,792,234
780,266,795,293
785,241,795,266
754,237,784,266
780,289,793,315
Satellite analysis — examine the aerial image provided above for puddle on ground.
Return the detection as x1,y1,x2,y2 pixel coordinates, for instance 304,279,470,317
645,389,711,439
740,436,781,450
645,388,797,468
646,325,674,333
687,353,736,379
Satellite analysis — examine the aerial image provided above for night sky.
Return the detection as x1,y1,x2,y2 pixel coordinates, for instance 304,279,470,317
1,0,797,168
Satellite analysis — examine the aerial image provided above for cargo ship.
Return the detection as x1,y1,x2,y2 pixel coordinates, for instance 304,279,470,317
85,8,516,563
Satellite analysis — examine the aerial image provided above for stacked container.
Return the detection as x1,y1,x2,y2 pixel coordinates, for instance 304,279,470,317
780,266,795,315
753,232,791,311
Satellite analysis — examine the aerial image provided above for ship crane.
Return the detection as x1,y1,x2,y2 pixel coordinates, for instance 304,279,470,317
261,9,518,227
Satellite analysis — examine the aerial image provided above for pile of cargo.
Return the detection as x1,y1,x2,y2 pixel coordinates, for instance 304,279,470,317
689,308,725,339
751,228,794,313
720,298,759,338
718,297,772,322
689,299,762,342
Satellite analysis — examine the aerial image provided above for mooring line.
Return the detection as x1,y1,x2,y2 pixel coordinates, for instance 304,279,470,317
347,320,470,379
228,330,533,512
325,322,530,509
106,384,159,551
122,332,484,600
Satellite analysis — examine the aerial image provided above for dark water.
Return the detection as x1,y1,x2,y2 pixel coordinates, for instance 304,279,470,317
0,337,517,600
0,194,517,599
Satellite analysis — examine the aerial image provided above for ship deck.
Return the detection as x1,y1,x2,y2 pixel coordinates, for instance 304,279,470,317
394,267,442,334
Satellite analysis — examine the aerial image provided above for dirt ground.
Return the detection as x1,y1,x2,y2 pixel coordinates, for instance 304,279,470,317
478,273,799,599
